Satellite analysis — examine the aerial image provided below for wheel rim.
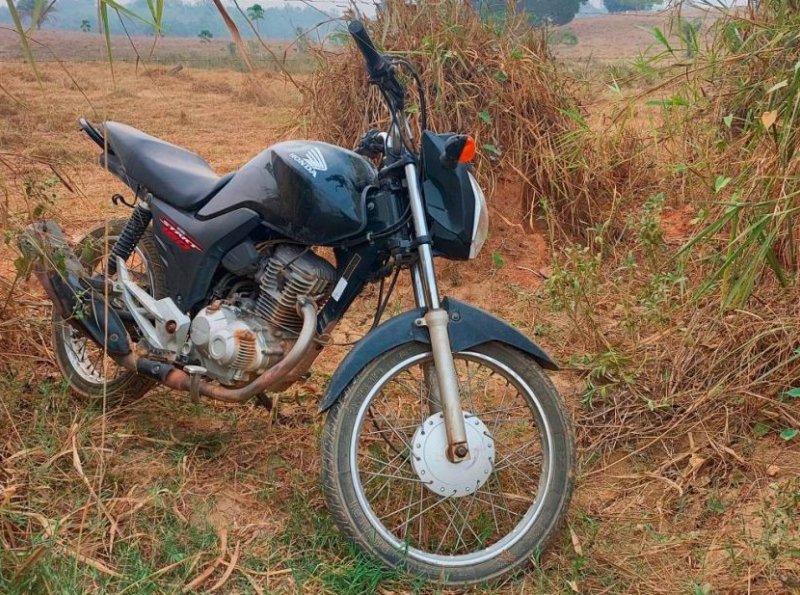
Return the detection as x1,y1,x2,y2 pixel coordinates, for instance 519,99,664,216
349,350,554,567
58,240,153,386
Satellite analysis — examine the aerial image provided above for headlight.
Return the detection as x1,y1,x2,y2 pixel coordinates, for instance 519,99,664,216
467,172,489,259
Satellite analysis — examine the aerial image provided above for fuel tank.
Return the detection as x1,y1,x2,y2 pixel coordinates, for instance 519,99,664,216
198,141,377,245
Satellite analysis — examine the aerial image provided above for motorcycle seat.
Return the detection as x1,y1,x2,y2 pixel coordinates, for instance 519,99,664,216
103,121,231,210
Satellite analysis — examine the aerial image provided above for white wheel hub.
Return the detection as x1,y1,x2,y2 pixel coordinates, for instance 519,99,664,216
411,411,495,497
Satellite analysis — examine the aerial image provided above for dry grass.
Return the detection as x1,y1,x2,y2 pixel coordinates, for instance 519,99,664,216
629,0,800,307
2,6,800,593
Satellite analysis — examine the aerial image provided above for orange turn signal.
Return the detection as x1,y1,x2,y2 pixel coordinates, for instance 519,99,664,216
458,136,476,163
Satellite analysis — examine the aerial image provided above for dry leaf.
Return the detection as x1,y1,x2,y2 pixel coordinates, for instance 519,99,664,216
570,527,583,556
1,485,18,506
567,579,580,593
761,110,778,129
687,454,705,475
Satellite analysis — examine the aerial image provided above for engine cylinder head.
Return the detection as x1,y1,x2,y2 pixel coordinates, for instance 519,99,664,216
256,245,336,334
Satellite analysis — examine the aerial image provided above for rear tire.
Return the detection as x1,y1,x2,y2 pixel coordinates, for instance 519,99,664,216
321,342,575,585
52,219,166,407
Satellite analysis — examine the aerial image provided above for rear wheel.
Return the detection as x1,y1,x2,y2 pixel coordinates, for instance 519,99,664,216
52,219,166,407
321,342,575,585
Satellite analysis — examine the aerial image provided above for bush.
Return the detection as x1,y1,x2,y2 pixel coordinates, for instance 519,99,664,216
548,28,578,46
300,0,650,237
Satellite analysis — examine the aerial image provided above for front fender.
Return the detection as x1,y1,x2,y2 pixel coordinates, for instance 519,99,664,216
319,297,557,412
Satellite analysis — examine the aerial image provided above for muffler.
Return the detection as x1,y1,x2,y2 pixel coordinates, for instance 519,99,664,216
18,221,131,356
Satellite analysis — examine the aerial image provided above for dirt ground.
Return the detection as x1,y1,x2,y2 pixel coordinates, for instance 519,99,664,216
1,11,799,595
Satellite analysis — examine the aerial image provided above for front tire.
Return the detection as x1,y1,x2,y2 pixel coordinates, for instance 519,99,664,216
321,342,575,585
52,219,166,407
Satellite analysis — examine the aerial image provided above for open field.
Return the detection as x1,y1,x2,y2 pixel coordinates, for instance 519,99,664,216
0,9,709,69
0,27,313,71
551,8,714,64
2,7,800,595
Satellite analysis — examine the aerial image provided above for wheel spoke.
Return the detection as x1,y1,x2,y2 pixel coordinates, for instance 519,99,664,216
361,449,413,489
449,491,484,550
458,359,477,414
490,380,513,436
370,409,417,454
435,498,462,552
471,491,525,518
361,423,421,437
494,450,541,488
360,469,428,485
480,403,528,418
390,493,452,533
493,446,543,474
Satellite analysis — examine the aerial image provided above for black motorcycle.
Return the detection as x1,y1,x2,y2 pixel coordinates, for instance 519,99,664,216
20,21,575,584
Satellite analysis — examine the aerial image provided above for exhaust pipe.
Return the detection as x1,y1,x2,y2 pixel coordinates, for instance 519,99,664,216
19,221,131,356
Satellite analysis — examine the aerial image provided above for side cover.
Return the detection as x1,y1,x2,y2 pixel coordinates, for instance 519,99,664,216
318,297,558,411
149,198,261,312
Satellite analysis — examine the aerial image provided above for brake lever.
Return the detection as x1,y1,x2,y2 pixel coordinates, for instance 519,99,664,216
369,61,405,112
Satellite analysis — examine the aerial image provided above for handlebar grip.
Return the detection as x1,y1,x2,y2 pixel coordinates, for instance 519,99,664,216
348,20,386,79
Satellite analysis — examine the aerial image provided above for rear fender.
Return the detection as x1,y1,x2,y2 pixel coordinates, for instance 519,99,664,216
318,297,557,412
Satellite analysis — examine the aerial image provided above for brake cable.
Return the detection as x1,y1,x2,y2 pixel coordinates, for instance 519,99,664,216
391,57,428,135
371,266,400,328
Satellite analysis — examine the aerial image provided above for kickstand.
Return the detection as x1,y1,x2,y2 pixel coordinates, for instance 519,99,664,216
266,394,280,431
255,392,273,411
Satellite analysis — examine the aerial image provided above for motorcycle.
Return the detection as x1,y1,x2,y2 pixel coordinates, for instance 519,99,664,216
19,21,575,584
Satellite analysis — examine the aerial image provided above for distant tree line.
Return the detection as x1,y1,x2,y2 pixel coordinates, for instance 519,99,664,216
1,0,336,40
474,0,662,25
603,0,661,12
13,0,57,29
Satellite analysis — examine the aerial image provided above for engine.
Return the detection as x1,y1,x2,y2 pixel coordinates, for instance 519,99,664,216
255,244,338,333
189,244,337,385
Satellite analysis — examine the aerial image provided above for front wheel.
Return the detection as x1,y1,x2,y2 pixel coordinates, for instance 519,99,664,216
321,342,575,585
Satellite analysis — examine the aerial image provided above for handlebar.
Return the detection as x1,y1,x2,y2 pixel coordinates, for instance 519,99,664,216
348,20,405,111
348,21,389,81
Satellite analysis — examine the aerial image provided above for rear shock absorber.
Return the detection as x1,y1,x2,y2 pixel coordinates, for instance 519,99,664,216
107,203,152,275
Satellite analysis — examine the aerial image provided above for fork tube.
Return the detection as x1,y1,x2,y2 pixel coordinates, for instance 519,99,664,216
405,164,441,310
404,163,469,462
412,264,441,412
411,264,428,308
411,264,443,411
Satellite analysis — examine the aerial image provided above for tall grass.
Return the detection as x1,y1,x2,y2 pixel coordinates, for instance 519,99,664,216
3,0,265,82
673,0,800,306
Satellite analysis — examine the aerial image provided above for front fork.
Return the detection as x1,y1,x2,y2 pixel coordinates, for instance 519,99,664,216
405,163,470,463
